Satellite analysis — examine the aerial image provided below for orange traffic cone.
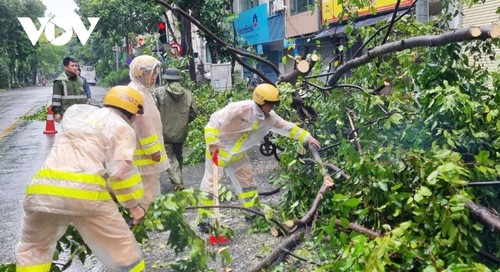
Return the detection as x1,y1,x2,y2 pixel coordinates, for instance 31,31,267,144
43,106,57,134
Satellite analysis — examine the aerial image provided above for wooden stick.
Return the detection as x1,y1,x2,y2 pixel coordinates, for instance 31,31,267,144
212,152,220,227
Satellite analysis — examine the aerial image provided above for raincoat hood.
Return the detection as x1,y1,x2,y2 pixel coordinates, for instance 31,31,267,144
129,55,160,93
166,82,185,101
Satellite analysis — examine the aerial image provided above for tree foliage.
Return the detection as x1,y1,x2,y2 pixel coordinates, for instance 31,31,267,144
262,6,500,271
2,0,499,270
0,0,45,88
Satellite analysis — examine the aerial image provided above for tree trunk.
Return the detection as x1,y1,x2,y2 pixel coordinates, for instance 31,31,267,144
180,15,196,81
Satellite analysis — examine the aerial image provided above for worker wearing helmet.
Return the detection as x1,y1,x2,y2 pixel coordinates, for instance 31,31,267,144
128,55,169,210
198,83,320,232
16,86,147,271
155,68,197,192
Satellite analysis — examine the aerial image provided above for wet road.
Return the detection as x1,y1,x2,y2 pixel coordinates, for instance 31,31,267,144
0,85,108,269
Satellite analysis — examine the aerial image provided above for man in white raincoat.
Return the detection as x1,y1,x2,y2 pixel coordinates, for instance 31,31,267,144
198,83,321,232
128,55,169,210
16,86,147,271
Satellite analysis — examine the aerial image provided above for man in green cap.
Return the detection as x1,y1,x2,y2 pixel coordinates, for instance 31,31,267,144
155,68,198,191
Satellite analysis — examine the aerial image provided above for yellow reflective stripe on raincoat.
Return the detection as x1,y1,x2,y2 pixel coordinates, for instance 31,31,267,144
231,153,246,163
26,184,112,201
204,127,220,136
252,121,259,130
242,200,256,208
34,169,106,187
115,188,144,203
134,142,162,155
211,120,258,167
205,136,218,144
289,125,308,142
218,149,230,159
232,121,258,154
130,259,146,272
239,189,258,199
232,132,248,153
139,134,159,145
239,189,258,208
208,149,246,167
110,173,141,190
61,94,87,100
133,153,167,166
205,127,219,144
16,262,52,272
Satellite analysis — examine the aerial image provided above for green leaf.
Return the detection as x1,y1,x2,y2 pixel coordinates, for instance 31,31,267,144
340,217,350,227
426,170,439,185
333,193,345,201
418,186,432,197
414,193,423,203
472,131,489,138
377,181,388,191
344,198,360,207
474,150,491,164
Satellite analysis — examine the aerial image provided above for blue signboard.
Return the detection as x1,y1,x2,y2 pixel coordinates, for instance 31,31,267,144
234,4,269,45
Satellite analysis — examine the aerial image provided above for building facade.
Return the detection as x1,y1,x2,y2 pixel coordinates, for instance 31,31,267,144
460,0,500,74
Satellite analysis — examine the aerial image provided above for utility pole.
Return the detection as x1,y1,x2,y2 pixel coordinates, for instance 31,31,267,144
112,43,121,71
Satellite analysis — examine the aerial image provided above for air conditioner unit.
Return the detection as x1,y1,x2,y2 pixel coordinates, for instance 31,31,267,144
274,0,285,11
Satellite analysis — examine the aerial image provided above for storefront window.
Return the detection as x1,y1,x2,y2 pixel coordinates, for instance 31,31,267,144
239,0,259,12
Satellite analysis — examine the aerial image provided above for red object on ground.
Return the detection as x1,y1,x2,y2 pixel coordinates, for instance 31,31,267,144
208,234,230,245
43,106,57,134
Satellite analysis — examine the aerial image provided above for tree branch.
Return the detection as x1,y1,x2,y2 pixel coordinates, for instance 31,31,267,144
278,54,319,84
466,201,500,233
346,108,363,154
334,219,380,238
282,248,323,266
303,158,352,180
248,228,305,272
351,0,418,59
328,25,500,86
153,0,278,84
467,181,500,187
380,0,402,45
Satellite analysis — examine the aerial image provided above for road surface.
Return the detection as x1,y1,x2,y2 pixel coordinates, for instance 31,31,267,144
0,85,108,270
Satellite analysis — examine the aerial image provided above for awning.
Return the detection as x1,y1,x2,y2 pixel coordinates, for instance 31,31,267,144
314,10,408,39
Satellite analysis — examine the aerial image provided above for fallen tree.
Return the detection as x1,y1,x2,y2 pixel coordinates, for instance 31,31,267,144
151,0,500,270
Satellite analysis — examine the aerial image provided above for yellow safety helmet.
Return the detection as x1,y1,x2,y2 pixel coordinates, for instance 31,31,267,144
252,83,280,105
103,85,144,115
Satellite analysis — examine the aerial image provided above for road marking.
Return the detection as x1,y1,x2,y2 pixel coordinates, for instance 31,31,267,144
0,104,38,141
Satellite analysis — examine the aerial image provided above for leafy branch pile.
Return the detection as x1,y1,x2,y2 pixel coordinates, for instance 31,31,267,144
260,20,500,271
